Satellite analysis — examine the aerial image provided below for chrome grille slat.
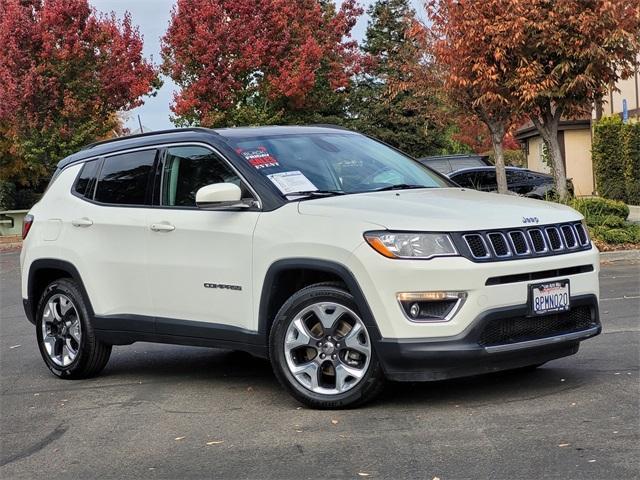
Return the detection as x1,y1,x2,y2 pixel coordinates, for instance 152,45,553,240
463,234,491,259
545,227,564,251
487,232,512,257
508,231,530,255
561,225,578,249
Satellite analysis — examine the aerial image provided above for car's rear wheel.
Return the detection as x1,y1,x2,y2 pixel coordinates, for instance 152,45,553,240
36,278,111,379
269,283,384,409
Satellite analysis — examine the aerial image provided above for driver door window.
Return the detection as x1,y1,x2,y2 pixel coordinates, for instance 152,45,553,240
161,146,244,207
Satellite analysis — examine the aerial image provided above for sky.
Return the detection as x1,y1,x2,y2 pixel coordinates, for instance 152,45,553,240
89,0,427,131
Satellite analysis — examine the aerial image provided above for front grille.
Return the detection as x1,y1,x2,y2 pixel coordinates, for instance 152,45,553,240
457,222,591,262
561,225,577,248
463,234,490,258
545,227,563,250
488,232,511,257
478,306,596,347
509,231,529,255
529,229,547,253
575,223,589,246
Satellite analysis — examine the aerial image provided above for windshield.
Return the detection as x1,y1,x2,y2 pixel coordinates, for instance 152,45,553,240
228,132,453,197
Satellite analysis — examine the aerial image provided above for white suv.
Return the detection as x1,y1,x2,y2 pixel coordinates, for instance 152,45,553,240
20,126,601,408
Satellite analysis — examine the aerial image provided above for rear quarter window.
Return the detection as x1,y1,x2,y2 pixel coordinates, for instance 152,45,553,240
73,159,101,199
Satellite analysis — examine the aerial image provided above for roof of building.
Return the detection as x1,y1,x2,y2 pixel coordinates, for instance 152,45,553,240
514,118,591,141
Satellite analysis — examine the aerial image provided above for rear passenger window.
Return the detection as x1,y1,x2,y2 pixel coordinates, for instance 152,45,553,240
94,150,157,205
74,159,100,199
161,146,242,207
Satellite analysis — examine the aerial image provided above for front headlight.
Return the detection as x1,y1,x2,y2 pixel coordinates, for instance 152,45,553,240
364,231,458,259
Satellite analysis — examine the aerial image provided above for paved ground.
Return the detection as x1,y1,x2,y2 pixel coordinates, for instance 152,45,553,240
1,251,638,480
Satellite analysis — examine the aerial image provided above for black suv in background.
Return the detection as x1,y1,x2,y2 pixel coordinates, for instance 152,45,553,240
448,166,574,199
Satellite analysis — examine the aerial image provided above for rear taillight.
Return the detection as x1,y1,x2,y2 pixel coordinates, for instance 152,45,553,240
22,214,34,239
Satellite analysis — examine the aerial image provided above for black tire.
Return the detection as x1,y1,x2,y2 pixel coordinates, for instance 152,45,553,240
35,278,111,379
269,282,384,409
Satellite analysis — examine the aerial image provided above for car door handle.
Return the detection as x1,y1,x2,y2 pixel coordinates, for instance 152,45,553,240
71,217,93,227
150,223,175,232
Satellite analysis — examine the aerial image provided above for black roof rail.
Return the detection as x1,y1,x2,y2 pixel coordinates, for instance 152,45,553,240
81,127,218,150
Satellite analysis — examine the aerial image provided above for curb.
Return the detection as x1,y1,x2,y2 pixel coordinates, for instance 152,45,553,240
599,249,640,262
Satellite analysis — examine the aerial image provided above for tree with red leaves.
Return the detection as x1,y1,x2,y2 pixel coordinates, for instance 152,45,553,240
0,0,159,186
161,0,362,127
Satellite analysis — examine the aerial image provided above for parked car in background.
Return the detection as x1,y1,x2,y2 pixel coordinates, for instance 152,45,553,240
418,154,492,175
448,166,574,199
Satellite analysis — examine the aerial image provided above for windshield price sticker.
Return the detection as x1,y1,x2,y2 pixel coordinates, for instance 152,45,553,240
238,147,279,169
267,171,318,195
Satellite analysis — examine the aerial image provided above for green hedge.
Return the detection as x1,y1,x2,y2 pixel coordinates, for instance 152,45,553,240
570,197,629,221
592,116,626,201
623,122,640,205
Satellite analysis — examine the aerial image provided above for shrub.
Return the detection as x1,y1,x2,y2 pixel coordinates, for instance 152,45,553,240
0,180,16,210
570,197,629,221
622,122,640,205
592,116,626,201
590,224,640,244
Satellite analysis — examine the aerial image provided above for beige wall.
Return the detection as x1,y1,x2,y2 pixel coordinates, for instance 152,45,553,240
593,57,639,118
526,136,551,174
525,129,594,196
564,129,594,196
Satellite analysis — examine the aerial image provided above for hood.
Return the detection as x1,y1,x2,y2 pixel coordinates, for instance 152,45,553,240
297,188,581,231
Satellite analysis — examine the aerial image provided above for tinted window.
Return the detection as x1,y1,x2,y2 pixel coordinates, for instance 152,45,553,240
450,172,476,188
94,150,157,205
74,159,100,199
476,171,497,189
161,146,242,207
506,170,528,184
421,159,452,174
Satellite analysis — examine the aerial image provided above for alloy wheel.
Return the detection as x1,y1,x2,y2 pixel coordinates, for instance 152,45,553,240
283,302,371,395
41,294,82,367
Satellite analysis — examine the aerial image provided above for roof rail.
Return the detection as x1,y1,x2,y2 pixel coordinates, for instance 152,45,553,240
81,127,218,150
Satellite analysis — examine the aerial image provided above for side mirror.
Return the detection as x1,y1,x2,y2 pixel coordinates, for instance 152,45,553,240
195,183,250,210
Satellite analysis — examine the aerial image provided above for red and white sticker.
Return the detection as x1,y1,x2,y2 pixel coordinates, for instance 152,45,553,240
238,147,279,169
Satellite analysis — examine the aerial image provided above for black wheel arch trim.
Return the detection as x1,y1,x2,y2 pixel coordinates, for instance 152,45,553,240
257,258,382,341
25,258,95,326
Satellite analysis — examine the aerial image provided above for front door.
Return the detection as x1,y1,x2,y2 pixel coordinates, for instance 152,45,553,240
145,145,260,334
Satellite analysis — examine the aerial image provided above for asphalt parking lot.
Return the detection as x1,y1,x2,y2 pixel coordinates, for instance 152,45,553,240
1,250,638,479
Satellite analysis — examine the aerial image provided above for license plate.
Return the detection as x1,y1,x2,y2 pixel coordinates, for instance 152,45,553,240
529,280,571,315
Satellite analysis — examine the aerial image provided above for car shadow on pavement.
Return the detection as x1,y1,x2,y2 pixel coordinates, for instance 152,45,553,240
100,345,592,409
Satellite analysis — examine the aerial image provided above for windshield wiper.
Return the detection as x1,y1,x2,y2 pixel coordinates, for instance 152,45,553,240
284,190,346,198
371,184,430,192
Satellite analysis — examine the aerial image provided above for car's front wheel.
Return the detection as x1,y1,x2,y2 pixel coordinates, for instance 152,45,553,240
269,283,384,409
35,278,111,379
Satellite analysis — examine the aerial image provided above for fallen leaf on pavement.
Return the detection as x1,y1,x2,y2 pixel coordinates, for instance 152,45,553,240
558,443,570,447
357,473,370,477
174,437,185,441
9,345,21,349
206,441,224,445
331,419,338,425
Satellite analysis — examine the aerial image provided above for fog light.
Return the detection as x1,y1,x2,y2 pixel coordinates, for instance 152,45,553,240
397,291,467,322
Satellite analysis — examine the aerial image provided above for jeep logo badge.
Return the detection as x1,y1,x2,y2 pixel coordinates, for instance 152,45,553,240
522,216,539,224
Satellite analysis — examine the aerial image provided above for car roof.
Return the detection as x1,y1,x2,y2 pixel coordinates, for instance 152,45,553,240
56,125,355,170
449,166,530,175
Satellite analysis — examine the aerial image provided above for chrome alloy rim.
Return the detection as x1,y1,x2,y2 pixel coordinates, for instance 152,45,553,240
284,302,371,395
41,294,81,367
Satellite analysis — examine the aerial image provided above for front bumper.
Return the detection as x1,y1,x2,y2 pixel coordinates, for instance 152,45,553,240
374,294,600,381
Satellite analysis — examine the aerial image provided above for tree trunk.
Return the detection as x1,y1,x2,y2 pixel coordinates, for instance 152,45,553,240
532,113,569,200
490,132,508,194
485,119,508,194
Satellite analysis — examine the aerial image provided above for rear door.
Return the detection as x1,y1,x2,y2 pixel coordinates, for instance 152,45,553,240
64,149,157,320
145,144,261,332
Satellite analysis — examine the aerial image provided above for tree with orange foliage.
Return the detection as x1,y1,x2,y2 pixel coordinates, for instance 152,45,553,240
430,0,640,200
429,0,520,194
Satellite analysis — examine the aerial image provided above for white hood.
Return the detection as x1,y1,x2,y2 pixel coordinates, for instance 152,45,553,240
297,188,582,231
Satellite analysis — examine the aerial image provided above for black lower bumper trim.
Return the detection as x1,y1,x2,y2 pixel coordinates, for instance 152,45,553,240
375,294,600,382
